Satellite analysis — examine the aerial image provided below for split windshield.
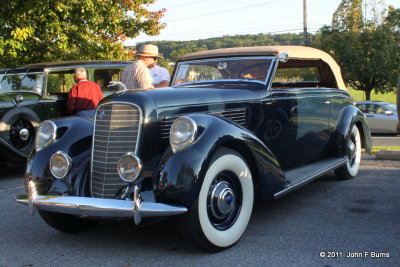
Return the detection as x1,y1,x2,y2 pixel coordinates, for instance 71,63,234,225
172,57,273,87
0,72,44,94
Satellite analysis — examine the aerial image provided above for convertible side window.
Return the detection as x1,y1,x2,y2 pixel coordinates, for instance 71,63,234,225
46,71,75,96
94,69,122,91
272,66,321,89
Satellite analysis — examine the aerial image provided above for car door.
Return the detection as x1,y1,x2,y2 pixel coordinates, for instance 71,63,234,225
42,68,74,119
261,64,330,170
366,104,398,133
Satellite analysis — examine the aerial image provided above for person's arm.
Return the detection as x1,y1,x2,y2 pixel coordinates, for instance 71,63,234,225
136,65,154,89
154,67,170,87
154,80,169,87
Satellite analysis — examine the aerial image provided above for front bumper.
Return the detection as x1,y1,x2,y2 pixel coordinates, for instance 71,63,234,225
16,181,187,225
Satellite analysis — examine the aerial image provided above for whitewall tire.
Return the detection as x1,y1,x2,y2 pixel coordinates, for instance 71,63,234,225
335,124,361,179
180,148,254,251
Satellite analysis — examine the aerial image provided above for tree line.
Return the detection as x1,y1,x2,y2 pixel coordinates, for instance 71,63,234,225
0,0,398,99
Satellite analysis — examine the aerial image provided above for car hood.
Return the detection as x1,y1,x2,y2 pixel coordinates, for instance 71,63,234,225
107,87,261,109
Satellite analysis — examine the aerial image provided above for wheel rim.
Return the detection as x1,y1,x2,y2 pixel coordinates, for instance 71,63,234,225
347,134,357,166
207,171,242,230
9,119,34,149
345,126,361,177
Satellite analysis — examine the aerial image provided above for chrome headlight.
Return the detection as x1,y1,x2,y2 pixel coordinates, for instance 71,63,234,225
35,120,57,151
49,151,72,179
117,153,142,182
169,116,197,153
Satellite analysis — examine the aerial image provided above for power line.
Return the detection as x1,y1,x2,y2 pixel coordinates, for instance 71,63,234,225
167,0,284,22
160,0,211,9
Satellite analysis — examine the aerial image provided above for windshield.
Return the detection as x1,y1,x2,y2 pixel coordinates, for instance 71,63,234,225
172,57,273,87
0,72,44,94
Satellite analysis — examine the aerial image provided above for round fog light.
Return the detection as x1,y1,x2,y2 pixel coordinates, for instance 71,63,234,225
50,151,72,179
117,153,142,182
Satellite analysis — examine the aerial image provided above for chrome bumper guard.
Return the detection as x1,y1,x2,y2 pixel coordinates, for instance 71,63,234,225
16,182,187,225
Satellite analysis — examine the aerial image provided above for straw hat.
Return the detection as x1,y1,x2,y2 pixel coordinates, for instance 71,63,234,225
137,44,161,58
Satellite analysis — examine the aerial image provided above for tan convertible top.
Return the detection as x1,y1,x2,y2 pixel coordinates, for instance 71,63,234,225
177,46,347,90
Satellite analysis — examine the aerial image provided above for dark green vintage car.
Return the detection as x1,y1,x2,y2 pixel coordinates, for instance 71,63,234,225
0,60,131,163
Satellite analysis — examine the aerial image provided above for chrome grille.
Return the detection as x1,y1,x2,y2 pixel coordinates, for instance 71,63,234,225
91,103,142,198
161,108,247,139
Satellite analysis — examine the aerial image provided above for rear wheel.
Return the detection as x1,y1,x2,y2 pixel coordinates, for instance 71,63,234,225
179,148,254,252
335,125,361,179
39,210,97,233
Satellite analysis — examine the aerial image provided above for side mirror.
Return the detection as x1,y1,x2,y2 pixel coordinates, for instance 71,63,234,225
385,110,393,115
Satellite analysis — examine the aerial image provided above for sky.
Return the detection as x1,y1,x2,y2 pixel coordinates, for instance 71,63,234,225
126,0,399,45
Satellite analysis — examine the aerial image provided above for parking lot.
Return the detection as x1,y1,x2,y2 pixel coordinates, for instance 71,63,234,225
0,155,399,267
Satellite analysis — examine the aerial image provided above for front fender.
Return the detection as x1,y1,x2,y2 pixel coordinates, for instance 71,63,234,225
26,116,93,197
157,114,286,207
332,105,372,156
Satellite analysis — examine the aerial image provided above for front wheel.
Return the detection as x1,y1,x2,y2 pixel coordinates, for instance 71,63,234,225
179,148,254,252
335,124,361,179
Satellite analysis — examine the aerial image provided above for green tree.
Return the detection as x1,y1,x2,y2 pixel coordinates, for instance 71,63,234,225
0,0,165,67
314,1,399,100
332,0,364,31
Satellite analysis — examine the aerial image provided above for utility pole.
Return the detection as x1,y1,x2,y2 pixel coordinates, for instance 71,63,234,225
303,0,308,46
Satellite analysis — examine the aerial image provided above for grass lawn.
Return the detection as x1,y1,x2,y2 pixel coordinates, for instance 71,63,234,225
348,88,398,104
364,146,400,154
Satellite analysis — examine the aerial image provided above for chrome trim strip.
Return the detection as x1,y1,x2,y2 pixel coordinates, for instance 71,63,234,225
274,157,347,198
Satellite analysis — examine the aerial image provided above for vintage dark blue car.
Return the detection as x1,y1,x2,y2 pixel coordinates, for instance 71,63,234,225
17,46,372,251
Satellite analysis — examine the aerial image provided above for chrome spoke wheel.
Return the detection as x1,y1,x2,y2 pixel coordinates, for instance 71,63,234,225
9,119,35,149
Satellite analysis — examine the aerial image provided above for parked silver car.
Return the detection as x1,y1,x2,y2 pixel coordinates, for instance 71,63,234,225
356,101,399,134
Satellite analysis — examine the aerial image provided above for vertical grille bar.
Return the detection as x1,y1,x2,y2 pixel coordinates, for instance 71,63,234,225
91,103,142,198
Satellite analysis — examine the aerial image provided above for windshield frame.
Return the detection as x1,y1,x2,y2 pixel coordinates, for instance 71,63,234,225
171,56,275,88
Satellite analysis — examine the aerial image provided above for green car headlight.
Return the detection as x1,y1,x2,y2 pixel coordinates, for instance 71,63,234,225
169,116,197,153
35,120,57,151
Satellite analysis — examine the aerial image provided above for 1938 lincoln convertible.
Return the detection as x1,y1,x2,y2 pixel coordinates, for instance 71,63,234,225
17,46,372,251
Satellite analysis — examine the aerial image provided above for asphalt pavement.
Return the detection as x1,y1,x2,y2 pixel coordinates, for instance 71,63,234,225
0,155,399,266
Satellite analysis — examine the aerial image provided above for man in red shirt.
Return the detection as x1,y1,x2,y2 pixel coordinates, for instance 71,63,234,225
66,67,103,119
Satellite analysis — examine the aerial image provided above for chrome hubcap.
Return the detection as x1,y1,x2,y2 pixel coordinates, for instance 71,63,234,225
19,128,30,141
347,137,356,162
210,181,235,220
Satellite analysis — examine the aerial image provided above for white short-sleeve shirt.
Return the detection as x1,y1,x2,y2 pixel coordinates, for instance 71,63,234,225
149,65,170,85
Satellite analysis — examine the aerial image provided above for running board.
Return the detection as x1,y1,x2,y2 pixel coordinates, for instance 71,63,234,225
274,157,347,198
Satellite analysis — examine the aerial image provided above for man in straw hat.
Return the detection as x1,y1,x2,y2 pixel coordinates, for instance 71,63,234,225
121,44,160,89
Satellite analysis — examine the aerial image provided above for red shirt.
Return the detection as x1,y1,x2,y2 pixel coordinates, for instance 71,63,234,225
66,79,103,114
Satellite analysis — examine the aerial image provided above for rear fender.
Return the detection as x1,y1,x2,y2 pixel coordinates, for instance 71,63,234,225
332,105,372,156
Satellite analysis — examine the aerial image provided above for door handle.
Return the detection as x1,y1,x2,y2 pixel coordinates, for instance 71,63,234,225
322,100,331,105
366,115,374,117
